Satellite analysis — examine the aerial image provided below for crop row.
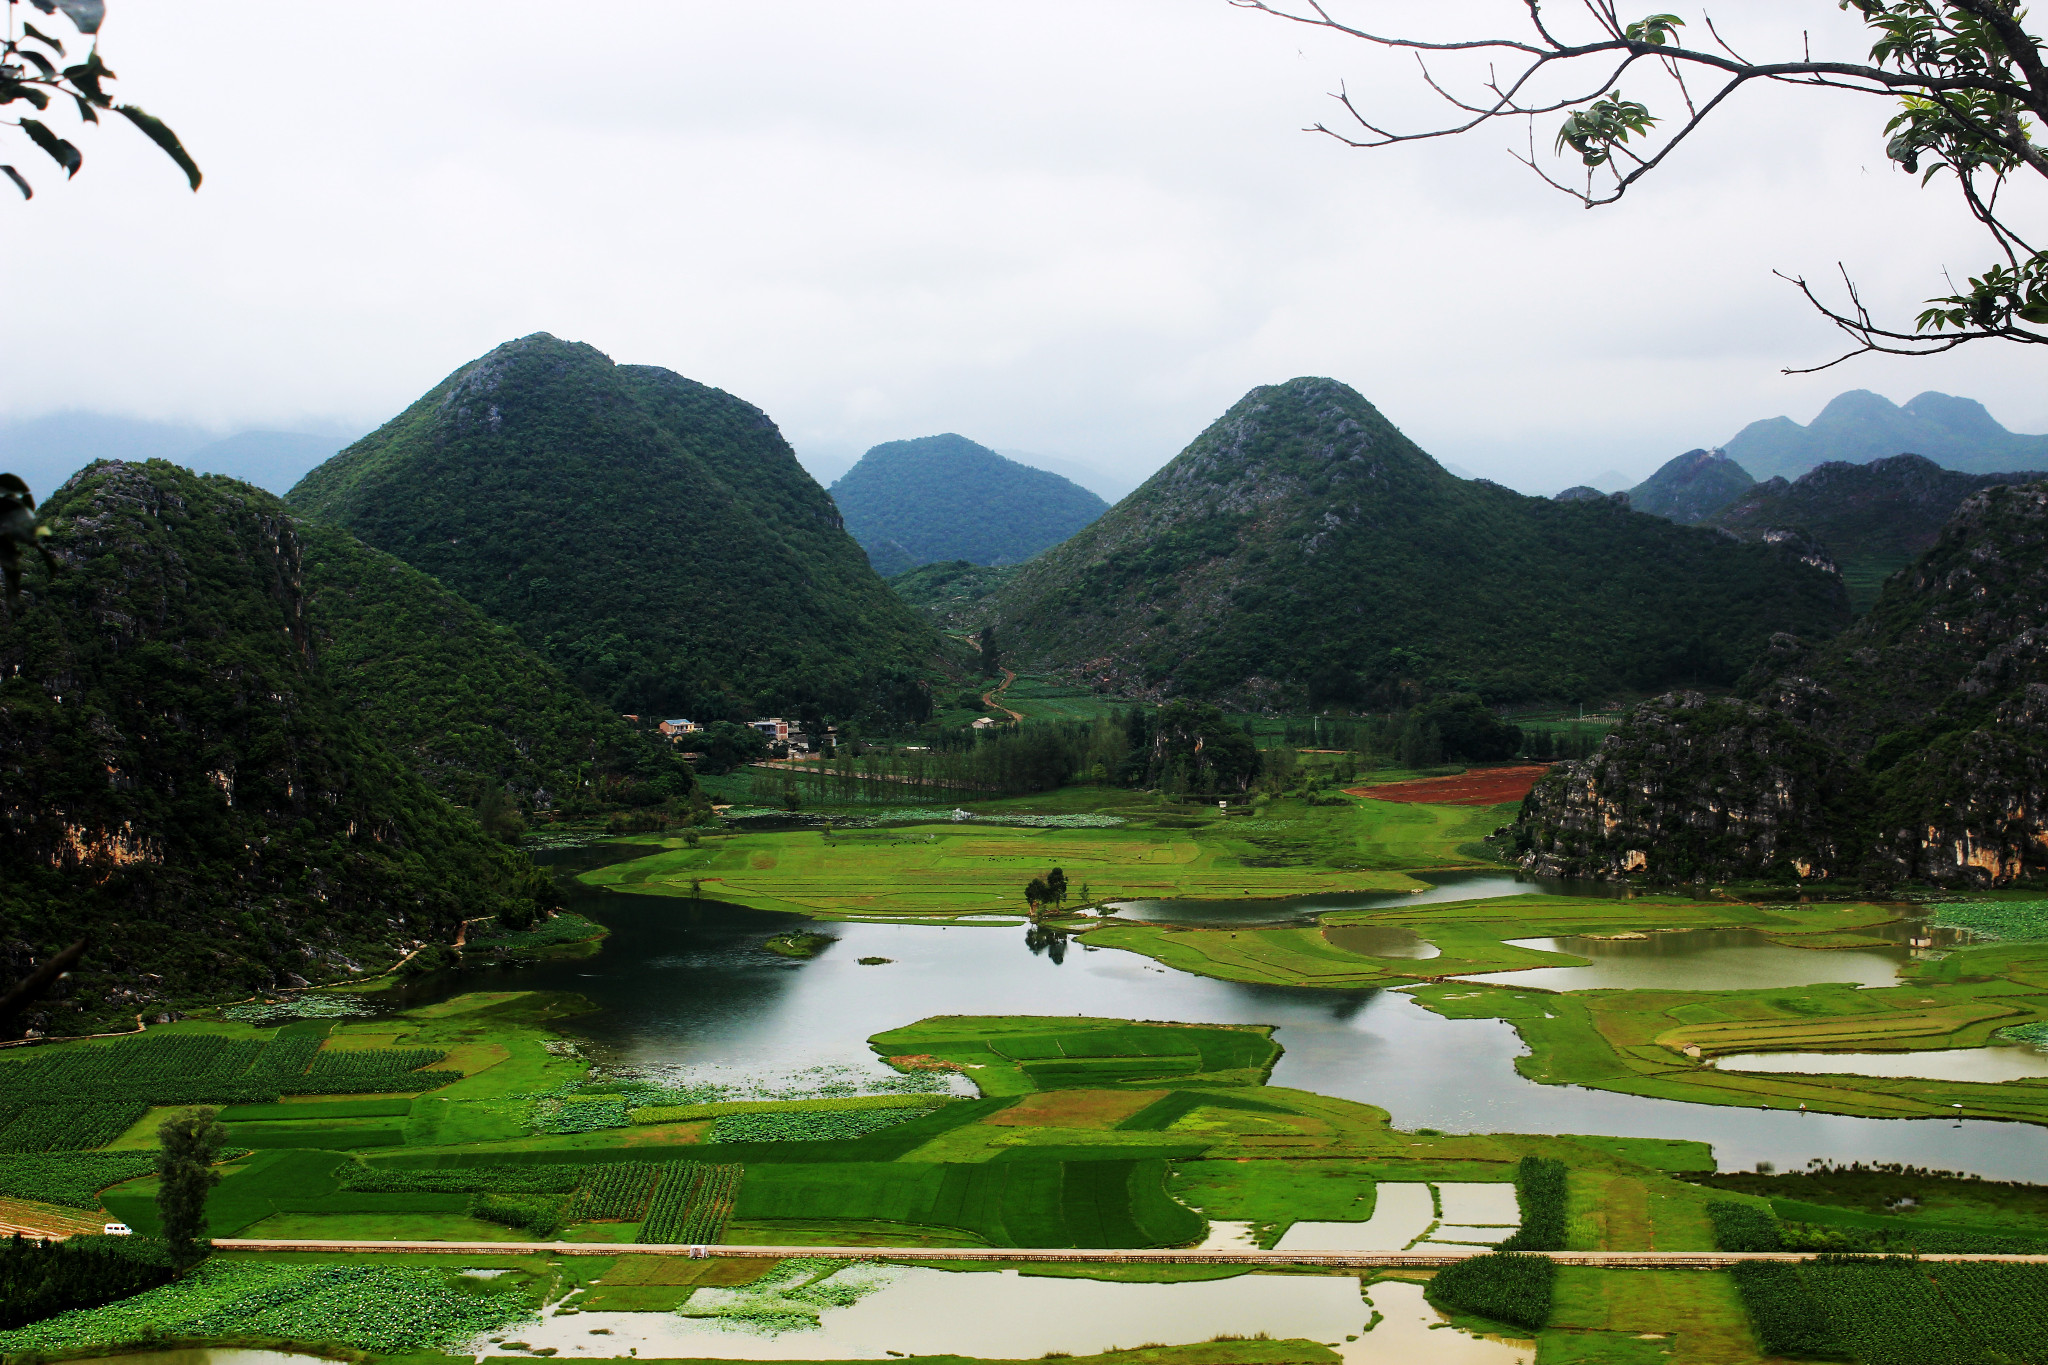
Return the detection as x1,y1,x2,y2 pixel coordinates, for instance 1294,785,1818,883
573,1161,660,1220
0,1153,159,1209
1706,1200,1783,1252
1727,1261,1849,1359
637,1162,744,1243
705,1108,930,1143
1799,1260,1975,1365
0,1033,454,1108
0,1103,147,1154
0,1260,535,1355
470,1193,569,1238
341,1162,583,1194
1423,1252,1554,1331
1496,1157,1567,1252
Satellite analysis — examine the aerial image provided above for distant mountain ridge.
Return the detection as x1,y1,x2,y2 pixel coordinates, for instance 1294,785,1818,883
830,434,1108,574
1627,448,1754,524
1518,481,2048,887
0,412,359,498
989,377,1849,706
288,334,941,722
1702,453,2048,612
1724,390,2048,481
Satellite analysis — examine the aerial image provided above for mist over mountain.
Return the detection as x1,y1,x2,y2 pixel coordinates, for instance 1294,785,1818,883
989,377,1848,706
0,411,360,498
1724,390,2048,482
831,434,1109,572
288,334,942,721
1703,453,2048,612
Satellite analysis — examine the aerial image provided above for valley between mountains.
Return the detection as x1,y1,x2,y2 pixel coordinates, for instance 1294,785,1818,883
8,336,2048,1365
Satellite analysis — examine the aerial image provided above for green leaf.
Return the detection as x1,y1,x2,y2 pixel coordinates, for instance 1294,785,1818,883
0,165,30,200
71,93,99,123
116,105,201,190
16,49,58,81
19,118,81,177
27,0,104,35
0,80,54,111
64,51,113,106
21,21,67,55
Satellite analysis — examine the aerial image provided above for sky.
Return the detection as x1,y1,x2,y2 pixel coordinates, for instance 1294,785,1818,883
3,0,2043,496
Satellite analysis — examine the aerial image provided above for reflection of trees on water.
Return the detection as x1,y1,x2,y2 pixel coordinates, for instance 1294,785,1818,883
1024,923,1068,964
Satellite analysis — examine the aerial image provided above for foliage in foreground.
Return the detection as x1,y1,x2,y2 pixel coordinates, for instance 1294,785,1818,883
0,1260,533,1354
0,1235,175,1331
1423,1252,1554,1331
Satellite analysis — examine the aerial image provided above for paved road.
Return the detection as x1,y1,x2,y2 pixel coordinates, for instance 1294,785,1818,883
212,1239,2048,1267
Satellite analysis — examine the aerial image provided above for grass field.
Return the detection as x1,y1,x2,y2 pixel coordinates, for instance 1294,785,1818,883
1411,962,2048,1125
575,790,1526,921
869,1017,1280,1096
1081,893,1919,991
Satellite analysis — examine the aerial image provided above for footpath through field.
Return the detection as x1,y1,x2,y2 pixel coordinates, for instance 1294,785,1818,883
213,1239,2048,1268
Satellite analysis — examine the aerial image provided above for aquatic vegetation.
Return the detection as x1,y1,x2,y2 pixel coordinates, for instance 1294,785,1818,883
1423,1251,1555,1330
1930,900,2048,942
705,1107,936,1143
0,1260,534,1354
1727,1261,1848,1360
221,995,373,1023
466,912,606,956
682,1258,893,1336
529,1095,630,1134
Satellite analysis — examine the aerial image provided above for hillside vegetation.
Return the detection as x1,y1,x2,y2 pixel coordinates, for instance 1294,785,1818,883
1626,448,1753,524
1724,389,2048,481
830,434,1108,573
288,334,940,721
299,522,696,816
989,378,1849,706
1519,481,2048,886
0,462,547,1034
1704,453,2048,612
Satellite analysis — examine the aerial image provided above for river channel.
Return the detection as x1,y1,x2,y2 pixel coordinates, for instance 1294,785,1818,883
390,848,2048,1182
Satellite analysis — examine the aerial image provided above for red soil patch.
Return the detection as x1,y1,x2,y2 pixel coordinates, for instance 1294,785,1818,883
1345,764,1552,806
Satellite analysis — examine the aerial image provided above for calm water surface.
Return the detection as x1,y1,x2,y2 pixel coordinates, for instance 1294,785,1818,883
1717,1048,2048,1084
1458,928,1909,991
387,850,2048,1181
488,1269,1530,1365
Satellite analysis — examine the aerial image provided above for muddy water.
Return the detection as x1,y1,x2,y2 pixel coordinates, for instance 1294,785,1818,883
1716,1047,2048,1084
1455,927,1910,991
482,1267,1531,1364
379,854,2048,1181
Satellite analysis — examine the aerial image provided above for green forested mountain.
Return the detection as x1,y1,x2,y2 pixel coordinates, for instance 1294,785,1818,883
299,522,695,816
1723,390,2048,481
0,461,547,1034
988,378,1849,706
1702,454,2048,612
1626,448,1754,523
289,334,941,720
1519,482,2048,887
830,434,1108,571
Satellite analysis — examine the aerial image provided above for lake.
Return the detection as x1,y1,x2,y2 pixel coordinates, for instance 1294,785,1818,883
383,851,2048,1181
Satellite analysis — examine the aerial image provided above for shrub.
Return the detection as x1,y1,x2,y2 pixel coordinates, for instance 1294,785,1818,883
470,1194,568,1238
1707,1200,1784,1252
0,1234,175,1330
1495,1157,1568,1252
1424,1253,1555,1331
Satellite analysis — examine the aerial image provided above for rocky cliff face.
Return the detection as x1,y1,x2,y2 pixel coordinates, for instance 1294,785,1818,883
0,461,542,1034
1518,482,2048,887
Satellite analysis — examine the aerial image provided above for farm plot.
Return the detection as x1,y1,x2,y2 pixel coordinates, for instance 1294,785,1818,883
869,1017,1279,1096
638,1162,744,1243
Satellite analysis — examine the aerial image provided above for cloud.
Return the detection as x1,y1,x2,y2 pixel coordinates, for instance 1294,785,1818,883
2,0,2041,496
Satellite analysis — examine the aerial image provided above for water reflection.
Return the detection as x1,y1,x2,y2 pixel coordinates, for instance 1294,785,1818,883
1457,927,1908,991
375,850,2048,1181
1321,925,1441,960
1106,869,1604,927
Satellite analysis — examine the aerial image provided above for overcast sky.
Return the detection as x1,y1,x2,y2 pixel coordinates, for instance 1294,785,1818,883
4,1,2043,495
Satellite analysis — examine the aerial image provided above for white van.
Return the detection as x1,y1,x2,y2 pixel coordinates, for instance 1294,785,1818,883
102,1222,132,1236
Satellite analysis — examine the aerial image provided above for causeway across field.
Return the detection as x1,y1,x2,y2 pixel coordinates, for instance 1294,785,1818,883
213,1239,2048,1268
